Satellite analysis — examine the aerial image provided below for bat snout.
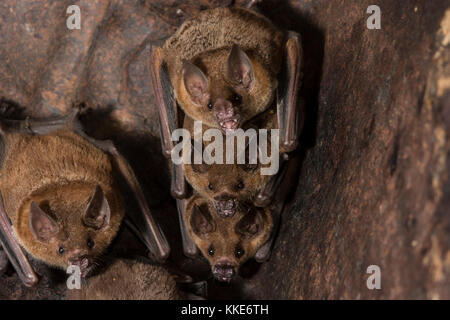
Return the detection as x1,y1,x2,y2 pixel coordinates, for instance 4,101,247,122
214,194,237,218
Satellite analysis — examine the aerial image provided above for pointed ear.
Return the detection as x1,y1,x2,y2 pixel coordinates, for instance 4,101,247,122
83,185,110,230
29,201,59,243
182,60,209,105
235,207,264,239
190,204,215,237
227,44,255,91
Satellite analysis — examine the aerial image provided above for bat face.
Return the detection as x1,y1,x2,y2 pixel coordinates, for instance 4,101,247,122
186,197,272,282
16,183,123,277
175,46,277,134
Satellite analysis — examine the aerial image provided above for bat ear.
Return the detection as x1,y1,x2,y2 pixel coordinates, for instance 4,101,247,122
190,204,215,238
235,207,264,239
29,201,59,243
182,59,209,106
227,44,255,91
83,185,111,230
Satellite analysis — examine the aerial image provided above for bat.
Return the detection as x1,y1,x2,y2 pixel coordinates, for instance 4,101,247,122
0,109,169,286
149,3,303,260
184,193,273,282
67,258,181,300
149,4,303,200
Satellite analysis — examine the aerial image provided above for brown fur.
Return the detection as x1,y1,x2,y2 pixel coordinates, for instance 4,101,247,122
185,194,272,275
68,259,181,300
162,7,284,129
182,107,278,206
0,129,124,270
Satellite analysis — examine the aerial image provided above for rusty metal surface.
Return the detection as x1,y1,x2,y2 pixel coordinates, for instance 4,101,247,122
1,0,449,299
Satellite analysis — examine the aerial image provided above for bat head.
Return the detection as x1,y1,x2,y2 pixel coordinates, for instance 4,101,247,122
18,183,123,277
185,161,265,218
186,196,272,282
176,45,277,134
184,138,270,218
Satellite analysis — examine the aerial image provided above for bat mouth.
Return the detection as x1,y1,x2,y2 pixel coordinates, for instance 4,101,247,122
218,116,240,134
214,274,234,283
214,195,237,218
214,200,237,218
212,267,235,283
69,256,91,278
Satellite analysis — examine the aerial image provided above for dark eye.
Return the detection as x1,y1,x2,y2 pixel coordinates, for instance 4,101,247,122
208,183,214,190
87,238,95,249
237,181,245,190
208,244,215,257
235,246,245,259
58,246,65,255
233,94,242,105
207,101,213,110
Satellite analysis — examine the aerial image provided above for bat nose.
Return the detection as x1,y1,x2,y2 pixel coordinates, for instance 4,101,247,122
68,249,89,267
214,194,237,218
68,255,88,264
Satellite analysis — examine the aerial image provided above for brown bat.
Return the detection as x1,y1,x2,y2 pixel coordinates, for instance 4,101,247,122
0,110,169,286
149,4,303,200
181,149,299,278
67,258,181,300
184,194,273,282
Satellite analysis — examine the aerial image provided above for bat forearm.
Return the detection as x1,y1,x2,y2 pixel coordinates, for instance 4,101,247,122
0,192,38,287
176,199,198,258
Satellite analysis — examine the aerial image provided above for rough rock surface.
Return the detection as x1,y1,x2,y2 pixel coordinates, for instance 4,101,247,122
0,0,449,299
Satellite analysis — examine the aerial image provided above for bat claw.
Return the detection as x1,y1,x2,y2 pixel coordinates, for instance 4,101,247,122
22,272,39,287
183,245,199,259
254,193,272,207
280,139,298,154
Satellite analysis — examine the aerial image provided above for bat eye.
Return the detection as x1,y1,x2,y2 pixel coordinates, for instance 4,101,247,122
207,101,213,110
232,94,242,105
58,246,65,255
87,238,95,249
208,244,215,257
235,245,245,259
237,181,245,190
208,183,214,190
